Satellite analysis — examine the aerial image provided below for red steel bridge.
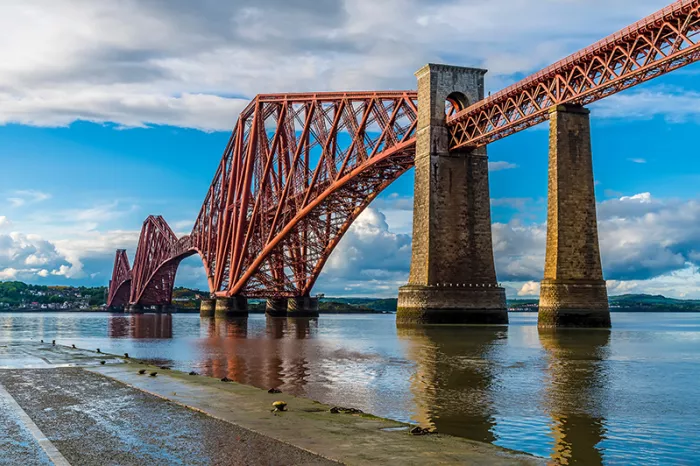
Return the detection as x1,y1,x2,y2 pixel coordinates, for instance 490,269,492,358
108,0,700,309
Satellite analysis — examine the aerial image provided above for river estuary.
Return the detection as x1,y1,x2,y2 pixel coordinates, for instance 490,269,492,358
1,311,698,465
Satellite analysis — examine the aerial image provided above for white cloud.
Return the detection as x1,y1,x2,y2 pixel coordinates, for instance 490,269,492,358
316,207,412,297
627,158,647,164
518,281,540,297
0,217,10,229
0,232,76,280
0,0,674,131
594,88,700,123
489,161,518,172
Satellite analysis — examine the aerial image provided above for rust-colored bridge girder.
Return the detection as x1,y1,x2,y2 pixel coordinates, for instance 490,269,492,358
191,91,419,298
106,249,131,308
447,0,700,149
129,216,198,306
108,0,700,306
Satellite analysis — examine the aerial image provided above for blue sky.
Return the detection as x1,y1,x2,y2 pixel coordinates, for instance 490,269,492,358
2,0,700,298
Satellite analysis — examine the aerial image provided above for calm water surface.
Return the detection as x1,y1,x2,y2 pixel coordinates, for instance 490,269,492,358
1,311,698,465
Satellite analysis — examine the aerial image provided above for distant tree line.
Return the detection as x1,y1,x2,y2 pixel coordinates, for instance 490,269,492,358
0,281,106,306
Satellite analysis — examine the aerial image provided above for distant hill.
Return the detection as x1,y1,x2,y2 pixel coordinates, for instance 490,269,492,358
609,294,700,311
509,294,700,312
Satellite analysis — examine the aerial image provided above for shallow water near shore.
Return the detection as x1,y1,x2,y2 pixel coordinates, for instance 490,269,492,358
1,311,699,464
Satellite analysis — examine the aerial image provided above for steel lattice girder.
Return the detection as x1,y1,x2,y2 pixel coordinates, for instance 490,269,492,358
447,0,700,149
129,216,198,305
191,92,418,298
106,249,131,307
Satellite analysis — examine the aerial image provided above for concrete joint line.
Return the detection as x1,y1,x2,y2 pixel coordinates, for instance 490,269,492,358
0,382,71,466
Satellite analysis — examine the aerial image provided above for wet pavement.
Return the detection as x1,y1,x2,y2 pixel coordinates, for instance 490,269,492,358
0,391,52,466
0,343,542,465
0,368,335,465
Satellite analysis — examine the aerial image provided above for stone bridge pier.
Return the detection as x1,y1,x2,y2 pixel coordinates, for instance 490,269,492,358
397,64,507,326
538,105,610,328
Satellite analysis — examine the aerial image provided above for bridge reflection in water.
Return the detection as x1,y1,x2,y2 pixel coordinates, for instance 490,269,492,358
398,326,503,443
197,317,317,391
103,314,612,463
399,326,611,465
540,330,610,465
108,314,173,339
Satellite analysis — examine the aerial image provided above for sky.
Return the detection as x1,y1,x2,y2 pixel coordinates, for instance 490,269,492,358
2,0,700,299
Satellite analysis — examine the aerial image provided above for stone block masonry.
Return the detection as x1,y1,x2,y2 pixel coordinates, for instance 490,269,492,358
199,298,215,317
214,296,248,318
397,64,507,326
538,104,610,328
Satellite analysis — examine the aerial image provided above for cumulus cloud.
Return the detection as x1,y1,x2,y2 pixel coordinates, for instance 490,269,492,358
0,216,10,229
316,207,412,296
518,281,541,297
492,192,700,285
0,0,673,131
0,232,76,280
304,191,700,297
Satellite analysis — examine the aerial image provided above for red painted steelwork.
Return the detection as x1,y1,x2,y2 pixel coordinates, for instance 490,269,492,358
448,0,700,148
190,92,418,298
108,0,700,303
106,249,131,308
129,216,199,305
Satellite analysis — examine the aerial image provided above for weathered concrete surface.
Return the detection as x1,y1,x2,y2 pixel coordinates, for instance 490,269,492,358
539,105,610,329
265,298,288,317
1,368,335,466
92,363,540,465
199,298,215,317
0,343,543,465
215,296,249,318
0,392,53,466
398,63,507,325
287,296,320,318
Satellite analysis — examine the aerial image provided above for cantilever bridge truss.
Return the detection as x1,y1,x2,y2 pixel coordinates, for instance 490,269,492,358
108,0,700,307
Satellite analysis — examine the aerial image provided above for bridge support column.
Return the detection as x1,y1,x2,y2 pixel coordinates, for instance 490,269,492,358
397,64,507,326
287,296,319,318
538,105,610,328
199,298,215,317
215,296,248,318
126,303,144,314
265,298,288,317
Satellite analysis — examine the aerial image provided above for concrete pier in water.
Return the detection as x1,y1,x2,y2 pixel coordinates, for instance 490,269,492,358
397,64,507,326
265,298,288,317
199,298,215,317
215,296,248,318
538,105,610,329
287,296,319,318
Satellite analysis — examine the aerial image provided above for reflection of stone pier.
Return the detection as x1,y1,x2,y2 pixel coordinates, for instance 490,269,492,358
398,326,505,442
540,330,610,465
